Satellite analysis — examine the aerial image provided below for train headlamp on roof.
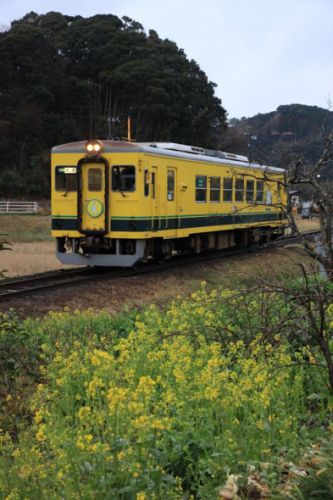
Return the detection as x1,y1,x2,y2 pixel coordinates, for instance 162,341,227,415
85,140,103,155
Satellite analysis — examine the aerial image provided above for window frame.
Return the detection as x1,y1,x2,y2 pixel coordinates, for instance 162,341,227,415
256,180,264,203
210,176,220,203
246,179,255,203
88,167,103,192
235,177,244,202
144,169,150,197
55,165,77,192
223,177,233,203
151,172,156,199
167,169,175,201
195,175,207,203
111,165,136,192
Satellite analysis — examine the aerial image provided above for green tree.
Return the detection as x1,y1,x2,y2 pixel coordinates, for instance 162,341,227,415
0,11,227,197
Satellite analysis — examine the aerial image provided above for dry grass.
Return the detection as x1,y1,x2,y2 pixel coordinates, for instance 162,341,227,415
0,215,58,277
1,241,72,277
294,215,320,233
0,215,51,242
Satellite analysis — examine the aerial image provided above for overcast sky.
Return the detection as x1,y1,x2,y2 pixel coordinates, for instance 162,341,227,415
1,0,332,119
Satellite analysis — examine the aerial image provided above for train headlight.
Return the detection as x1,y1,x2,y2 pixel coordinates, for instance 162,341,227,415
85,140,103,155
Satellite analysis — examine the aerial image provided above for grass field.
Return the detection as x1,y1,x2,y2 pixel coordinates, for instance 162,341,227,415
0,215,64,277
0,214,51,242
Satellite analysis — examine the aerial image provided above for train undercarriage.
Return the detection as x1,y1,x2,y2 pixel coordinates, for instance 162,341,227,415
56,226,285,267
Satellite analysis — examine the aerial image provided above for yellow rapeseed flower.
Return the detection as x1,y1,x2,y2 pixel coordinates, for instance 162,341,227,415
78,406,91,420
36,424,46,442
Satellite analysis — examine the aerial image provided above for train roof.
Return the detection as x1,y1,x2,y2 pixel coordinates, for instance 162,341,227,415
52,140,285,173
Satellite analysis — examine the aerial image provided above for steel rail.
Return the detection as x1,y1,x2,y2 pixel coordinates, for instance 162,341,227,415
0,230,319,301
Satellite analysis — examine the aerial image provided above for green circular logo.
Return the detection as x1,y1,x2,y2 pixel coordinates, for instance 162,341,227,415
86,199,104,218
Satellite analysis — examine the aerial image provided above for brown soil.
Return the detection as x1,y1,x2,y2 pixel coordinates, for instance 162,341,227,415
0,246,314,318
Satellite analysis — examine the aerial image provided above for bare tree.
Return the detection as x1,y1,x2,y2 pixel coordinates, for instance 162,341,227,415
227,122,333,394
285,127,333,277
260,124,333,394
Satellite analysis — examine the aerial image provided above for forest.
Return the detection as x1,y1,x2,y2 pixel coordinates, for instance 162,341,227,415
0,11,226,197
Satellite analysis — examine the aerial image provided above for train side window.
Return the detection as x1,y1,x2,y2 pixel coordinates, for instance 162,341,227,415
256,180,264,203
152,172,156,199
144,170,149,196
167,170,175,201
235,178,244,202
223,177,233,202
277,182,281,202
210,176,220,202
246,179,255,203
195,175,207,202
112,166,135,192
55,166,77,192
88,168,102,191
266,190,272,205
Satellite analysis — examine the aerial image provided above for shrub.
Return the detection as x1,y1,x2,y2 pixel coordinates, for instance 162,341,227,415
0,288,329,498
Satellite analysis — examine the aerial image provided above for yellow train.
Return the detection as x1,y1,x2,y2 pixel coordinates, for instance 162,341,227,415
51,139,288,266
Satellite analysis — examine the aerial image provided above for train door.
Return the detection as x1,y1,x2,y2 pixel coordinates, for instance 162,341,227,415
151,166,160,231
79,162,107,233
166,167,178,237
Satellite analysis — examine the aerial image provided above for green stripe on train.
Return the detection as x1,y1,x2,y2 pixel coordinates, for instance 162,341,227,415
52,212,285,232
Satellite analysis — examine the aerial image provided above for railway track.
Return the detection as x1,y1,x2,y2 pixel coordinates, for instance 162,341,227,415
0,231,319,301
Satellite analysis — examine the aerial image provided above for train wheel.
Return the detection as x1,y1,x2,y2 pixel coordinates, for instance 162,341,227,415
154,240,173,262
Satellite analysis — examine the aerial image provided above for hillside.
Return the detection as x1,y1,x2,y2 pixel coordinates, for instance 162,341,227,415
224,104,333,173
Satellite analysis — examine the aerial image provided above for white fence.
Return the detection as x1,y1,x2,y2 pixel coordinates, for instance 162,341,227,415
0,201,39,214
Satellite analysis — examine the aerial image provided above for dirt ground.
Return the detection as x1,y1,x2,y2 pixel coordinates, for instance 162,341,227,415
0,245,315,318
1,241,74,277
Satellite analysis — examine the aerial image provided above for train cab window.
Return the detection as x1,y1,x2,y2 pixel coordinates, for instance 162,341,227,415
223,178,233,202
246,180,255,203
210,176,220,202
167,170,175,201
144,170,150,196
112,166,135,192
88,168,102,191
195,175,207,202
235,178,244,202
55,166,77,192
256,180,264,203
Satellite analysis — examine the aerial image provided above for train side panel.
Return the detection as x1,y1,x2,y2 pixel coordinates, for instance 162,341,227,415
51,141,287,266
